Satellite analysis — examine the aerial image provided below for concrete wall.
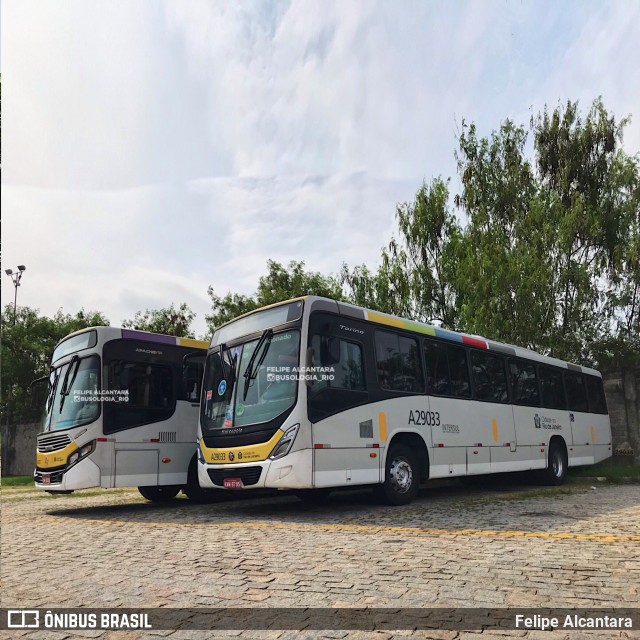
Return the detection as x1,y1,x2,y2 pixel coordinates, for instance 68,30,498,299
603,368,640,463
1,420,39,477
2,369,639,476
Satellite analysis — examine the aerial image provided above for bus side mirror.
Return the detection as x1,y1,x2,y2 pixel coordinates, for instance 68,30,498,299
30,376,49,411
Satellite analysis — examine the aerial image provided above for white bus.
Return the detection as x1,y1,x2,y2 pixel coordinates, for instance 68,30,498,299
34,327,210,502
196,297,611,505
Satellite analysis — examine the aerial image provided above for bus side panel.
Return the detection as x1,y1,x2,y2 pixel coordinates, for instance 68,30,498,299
429,397,515,476
568,414,611,466
157,400,199,486
114,449,158,487
311,402,392,488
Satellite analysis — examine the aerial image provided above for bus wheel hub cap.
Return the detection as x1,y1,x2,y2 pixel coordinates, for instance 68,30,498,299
390,459,412,493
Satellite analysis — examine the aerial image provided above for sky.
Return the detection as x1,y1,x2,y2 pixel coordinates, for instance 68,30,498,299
2,0,639,338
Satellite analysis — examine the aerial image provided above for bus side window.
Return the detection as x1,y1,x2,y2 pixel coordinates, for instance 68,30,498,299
539,366,566,410
585,375,607,414
447,345,471,398
106,360,175,431
375,331,423,393
564,371,588,413
471,351,508,403
509,360,540,406
311,335,365,391
424,340,449,395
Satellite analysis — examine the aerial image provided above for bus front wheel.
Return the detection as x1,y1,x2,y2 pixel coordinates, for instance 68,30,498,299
376,444,419,506
138,486,180,502
183,458,222,503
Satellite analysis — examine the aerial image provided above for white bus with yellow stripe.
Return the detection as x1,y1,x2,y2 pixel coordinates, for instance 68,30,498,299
34,327,210,502
196,297,611,505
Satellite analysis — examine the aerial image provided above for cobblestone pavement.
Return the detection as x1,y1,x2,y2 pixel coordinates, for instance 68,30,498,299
2,480,639,639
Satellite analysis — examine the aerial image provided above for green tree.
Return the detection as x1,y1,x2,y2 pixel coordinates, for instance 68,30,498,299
1,306,109,422
206,260,344,333
122,303,195,338
343,177,462,325
343,98,639,367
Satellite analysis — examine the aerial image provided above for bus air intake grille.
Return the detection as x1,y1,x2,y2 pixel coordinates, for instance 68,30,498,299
37,433,72,452
35,469,65,484
159,432,177,443
208,467,262,487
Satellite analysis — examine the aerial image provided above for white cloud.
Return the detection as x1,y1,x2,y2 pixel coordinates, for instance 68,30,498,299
2,0,638,340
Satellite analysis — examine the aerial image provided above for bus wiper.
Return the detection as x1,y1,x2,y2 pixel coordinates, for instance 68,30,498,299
243,329,273,401
59,355,80,412
46,366,60,413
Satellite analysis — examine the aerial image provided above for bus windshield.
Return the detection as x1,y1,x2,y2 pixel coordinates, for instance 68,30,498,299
201,330,300,433
43,355,101,431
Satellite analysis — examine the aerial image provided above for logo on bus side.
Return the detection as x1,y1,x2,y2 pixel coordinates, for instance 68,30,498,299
339,325,364,334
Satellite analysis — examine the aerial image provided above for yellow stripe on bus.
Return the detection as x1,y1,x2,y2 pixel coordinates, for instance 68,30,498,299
178,337,209,349
36,442,78,469
367,311,405,329
378,412,387,441
492,418,499,442
199,430,284,465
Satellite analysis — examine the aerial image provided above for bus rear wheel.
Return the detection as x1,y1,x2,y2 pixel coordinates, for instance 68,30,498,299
376,444,419,506
138,486,181,502
542,442,568,486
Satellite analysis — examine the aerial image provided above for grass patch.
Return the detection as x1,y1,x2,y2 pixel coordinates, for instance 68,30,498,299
568,463,640,478
1,475,34,486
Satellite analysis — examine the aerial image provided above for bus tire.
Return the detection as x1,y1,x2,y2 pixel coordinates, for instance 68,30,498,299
376,444,419,506
138,485,180,502
542,441,568,486
294,488,332,504
184,459,222,503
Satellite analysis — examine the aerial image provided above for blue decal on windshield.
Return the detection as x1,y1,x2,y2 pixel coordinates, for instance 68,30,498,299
218,380,227,396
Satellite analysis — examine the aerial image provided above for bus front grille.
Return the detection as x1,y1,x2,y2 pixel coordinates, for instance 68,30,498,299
34,469,65,484
208,467,262,487
37,433,72,452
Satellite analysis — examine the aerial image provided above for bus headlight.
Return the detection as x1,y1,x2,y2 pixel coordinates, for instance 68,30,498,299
269,424,299,460
68,441,96,466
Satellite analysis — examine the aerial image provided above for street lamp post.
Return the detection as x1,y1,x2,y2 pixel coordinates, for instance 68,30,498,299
4,265,27,325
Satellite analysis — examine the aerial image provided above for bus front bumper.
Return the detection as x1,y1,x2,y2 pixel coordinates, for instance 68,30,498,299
34,457,101,492
198,448,313,490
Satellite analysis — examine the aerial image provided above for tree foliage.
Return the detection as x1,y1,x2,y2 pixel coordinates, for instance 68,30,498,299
343,98,639,367
1,306,109,422
122,303,195,338
206,260,344,333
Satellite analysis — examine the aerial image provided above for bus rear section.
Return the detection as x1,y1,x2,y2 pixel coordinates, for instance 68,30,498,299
34,327,210,502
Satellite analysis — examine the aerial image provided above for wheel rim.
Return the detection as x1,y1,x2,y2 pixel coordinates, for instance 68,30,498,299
389,457,413,493
552,451,564,478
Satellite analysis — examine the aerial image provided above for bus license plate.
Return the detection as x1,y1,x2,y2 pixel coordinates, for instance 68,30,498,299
224,478,242,489
42,475,51,484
